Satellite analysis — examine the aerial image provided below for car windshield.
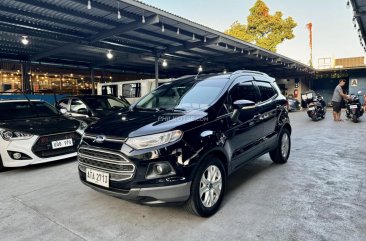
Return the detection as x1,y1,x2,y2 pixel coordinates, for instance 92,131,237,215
0,101,60,120
135,77,228,110
82,96,129,111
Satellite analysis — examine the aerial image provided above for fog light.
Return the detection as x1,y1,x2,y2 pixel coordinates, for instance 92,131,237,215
13,152,22,160
153,163,171,175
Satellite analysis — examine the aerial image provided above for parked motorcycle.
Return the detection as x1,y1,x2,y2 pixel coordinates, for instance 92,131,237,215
345,91,364,123
303,91,326,121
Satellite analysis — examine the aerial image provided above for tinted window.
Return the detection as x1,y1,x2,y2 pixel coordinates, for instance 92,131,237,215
122,83,141,98
70,99,87,113
83,97,128,110
230,81,258,103
257,82,277,101
136,77,228,110
57,99,69,110
0,102,59,120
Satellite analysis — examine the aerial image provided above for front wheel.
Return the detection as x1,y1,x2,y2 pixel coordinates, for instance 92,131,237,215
270,129,291,164
184,155,226,217
0,156,5,172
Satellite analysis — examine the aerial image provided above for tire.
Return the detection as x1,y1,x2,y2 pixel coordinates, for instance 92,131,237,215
184,155,226,217
0,155,5,172
270,128,291,164
311,114,317,121
352,115,358,123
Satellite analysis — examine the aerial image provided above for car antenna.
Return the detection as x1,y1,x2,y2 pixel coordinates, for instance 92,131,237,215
17,87,40,116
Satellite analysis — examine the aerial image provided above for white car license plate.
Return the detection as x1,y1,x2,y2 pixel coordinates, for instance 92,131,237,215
51,139,73,149
86,168,109,188
308,107,315,111
350,105,358,109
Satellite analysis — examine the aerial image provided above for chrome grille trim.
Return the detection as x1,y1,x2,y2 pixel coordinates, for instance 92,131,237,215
78,147,135,182
83,134,126,143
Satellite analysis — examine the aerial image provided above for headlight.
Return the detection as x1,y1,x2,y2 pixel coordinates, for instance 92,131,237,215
0,129,33,141
126,130,183,150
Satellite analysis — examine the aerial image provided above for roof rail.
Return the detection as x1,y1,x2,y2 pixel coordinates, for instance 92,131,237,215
230,70,269,77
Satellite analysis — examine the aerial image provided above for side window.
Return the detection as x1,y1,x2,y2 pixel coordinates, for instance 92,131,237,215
256,81,277,102
122,83,141,98
70,99,87,113
57,99,69,110
230,81,258,104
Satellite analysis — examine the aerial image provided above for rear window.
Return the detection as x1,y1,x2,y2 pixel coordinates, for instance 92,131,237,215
0,101,59,120
257,82,277,102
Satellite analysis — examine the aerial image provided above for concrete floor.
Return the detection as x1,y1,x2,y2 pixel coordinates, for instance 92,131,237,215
0,111,365,241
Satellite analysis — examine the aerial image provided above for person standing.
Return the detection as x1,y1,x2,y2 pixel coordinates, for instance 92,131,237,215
331,79,349,121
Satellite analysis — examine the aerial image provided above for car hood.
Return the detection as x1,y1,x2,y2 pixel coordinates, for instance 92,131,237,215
86,109,210,138
0,116,80,135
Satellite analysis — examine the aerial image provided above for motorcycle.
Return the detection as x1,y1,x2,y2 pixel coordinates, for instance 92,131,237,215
306,95,327,121
345,91,364,123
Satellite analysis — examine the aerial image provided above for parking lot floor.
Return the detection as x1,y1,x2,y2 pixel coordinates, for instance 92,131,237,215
0,110,365,241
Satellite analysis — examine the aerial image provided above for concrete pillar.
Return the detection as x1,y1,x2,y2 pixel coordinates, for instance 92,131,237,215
21,61,31,92
91,68,95,95
155,55,159,90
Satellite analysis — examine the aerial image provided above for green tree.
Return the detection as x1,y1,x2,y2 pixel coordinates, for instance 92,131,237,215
225,0,297,52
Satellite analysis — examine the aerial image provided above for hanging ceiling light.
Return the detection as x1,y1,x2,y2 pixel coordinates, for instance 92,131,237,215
241,49,244,54
198,65,203,72
177,27,180,35
192,33,195,41
223,69,227,74
21,36,29,45
87,0,91,10
142,15,146,24
162,59,168,68
162,23,165,32
234,47,237,52
117,1,121,19
204,36,207,43
106,50,113,59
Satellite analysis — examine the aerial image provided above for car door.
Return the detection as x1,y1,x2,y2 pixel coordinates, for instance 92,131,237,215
254,80,278,140
227,77,263,170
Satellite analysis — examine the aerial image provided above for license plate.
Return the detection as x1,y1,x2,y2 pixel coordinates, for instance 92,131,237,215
51,139,73,149
308,107,315,111
86,168,109,188
350,105,358,109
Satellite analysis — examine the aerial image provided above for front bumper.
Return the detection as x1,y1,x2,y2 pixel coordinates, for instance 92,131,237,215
81,179,191,204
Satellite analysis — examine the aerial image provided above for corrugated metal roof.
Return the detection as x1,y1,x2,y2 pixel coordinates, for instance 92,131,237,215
351,0,366,52
0,0,313,77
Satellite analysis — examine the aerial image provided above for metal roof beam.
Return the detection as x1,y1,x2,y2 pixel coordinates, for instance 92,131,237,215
89,15,159,42
31,15,159,61
166,37,221,53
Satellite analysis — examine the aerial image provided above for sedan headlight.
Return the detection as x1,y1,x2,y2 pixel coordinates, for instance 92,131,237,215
0,129,33,141
126,130,183,150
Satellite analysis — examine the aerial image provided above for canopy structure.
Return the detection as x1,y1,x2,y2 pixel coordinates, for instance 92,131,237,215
0,0,312,80
351,0,366,52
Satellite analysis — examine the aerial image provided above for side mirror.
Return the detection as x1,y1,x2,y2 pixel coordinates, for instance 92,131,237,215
231,100,256,123
77,108,88,115
60,108,67,114
233,100,256,110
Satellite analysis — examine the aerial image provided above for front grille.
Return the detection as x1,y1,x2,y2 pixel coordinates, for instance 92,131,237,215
78,147,135,181
82,134,125,151
32,132,81,158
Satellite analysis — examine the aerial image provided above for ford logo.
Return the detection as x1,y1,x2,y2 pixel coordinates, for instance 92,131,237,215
94,135,106,143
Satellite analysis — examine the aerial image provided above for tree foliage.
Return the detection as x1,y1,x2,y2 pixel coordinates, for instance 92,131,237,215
225,0,297,52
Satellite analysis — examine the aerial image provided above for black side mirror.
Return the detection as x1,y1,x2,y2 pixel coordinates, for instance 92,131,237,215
231,100,256,123
233,100,256,110
77,108,88,115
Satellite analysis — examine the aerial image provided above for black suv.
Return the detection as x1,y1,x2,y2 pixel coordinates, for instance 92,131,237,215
78,71,291,217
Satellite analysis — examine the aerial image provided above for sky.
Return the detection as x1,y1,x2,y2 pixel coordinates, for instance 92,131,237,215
140,0,364,68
